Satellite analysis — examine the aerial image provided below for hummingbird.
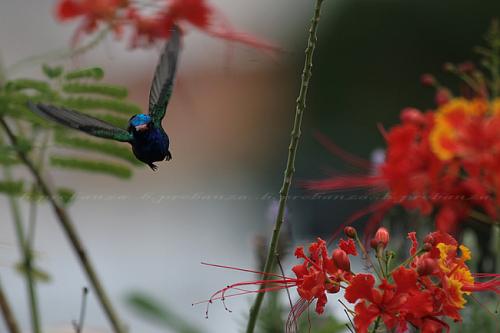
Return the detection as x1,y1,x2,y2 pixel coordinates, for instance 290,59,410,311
29,27,181,171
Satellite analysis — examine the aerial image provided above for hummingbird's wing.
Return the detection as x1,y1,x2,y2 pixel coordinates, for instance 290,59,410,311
29,102,133,142
148,25,181,127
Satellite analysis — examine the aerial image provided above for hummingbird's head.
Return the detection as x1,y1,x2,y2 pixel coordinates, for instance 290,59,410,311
129,114,152,132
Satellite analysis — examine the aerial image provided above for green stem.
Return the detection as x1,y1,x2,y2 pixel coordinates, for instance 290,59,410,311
244,1,326,332
389,248,426,275
370,316,381,333
355,233,383,281
0,117,125,333
0,278,21,333
376,248,386,278
3,166,41,333
469,210,499,225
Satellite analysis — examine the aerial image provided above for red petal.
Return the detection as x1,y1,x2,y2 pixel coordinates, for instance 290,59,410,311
353,302,379,333
392,267,418,293
56,0,83,20
345,274,375,303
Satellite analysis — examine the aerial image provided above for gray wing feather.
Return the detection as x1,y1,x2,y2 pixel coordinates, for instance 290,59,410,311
29,102,132,142
148,25,181,126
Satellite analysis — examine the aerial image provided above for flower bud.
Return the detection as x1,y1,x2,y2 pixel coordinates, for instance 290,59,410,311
416,257,437,276
420,74,436,86
373,227,390,249
344,226,357,238
435,88,451,106
332,249,350,272
400,107,425,125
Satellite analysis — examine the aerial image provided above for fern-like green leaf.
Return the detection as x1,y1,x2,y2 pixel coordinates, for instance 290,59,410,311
0,145,19,165
14,262,52,283
50,155,133,179
0,180,24,196
42,64,63,79
54,131,140,165
60,97,141,115
57,187,75,205
62,83,128,99
64,67,104,80
5,79,53,95
0,103,50,125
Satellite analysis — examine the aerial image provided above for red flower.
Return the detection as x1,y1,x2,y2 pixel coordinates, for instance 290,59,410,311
55,0,280,53
292,238,352,314
338,238,357,256
56,0,127,43
345,268,437,333
306,98,500,236
201,231,500,333
163,0,212,28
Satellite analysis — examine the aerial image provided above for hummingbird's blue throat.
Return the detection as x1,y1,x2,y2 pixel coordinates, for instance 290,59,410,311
130,114,152,127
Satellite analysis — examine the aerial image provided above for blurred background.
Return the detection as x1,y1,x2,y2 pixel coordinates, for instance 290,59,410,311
0,0,499,332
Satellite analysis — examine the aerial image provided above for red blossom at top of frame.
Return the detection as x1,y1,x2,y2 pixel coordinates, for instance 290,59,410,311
54,0,281,53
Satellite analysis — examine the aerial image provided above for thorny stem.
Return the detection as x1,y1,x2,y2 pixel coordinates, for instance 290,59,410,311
2,165,41,333
0,117,125,333
0,277,21,333
245,0,326,332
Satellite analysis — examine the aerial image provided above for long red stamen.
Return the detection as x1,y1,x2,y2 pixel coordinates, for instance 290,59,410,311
313,131,372,170
201,262,290,279
286,298,310,333
195,278,299,318
464,274,500,294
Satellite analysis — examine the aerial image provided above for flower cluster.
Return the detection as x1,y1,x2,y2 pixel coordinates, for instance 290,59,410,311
203,228,500,333
306,40,500,234
55,0,279,50
292,237,355,314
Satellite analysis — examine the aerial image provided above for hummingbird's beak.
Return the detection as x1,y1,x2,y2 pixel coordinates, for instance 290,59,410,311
135,124,149,132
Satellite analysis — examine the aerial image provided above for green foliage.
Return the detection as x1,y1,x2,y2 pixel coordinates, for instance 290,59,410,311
64,67,104,80
14,262,51,283
50,155,132,179
0,64,143,192
61,97,141,115
57,187,75,205
0,180,24,196
125,292,203,333
42,64,63,79
54,131,141,165
0,145,19,165
5,79,53,95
